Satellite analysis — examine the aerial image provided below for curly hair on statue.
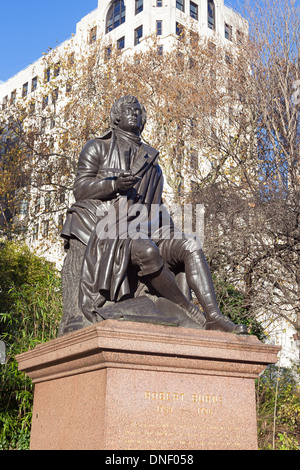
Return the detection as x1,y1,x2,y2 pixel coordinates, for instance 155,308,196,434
110,95,147,131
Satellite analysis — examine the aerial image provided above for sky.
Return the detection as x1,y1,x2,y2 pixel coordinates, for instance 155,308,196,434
0,0,98,82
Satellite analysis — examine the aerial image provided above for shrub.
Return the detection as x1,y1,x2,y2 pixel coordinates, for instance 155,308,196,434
256,364,300,450
0,242,62,449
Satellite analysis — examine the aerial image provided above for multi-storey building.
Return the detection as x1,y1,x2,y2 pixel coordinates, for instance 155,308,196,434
0,0,246,254
0,0,246,108
0,1,297,367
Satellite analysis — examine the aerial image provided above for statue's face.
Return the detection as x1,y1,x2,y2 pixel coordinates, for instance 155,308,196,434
118,101,143,135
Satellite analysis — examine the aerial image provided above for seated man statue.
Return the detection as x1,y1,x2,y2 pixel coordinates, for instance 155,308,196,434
59,95,247,336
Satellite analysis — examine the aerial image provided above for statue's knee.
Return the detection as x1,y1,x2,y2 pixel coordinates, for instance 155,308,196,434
132,238,160,262
131,238,163,276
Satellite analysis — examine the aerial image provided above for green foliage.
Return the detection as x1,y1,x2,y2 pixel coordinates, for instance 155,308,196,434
212,276,300,451
256,364,300,450
212,274,266,340
0,241,62,450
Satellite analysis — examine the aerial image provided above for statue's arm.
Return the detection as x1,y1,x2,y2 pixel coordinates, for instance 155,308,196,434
73,140,117,201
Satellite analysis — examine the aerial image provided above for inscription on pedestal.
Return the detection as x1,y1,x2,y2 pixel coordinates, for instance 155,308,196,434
106,378,253,450
144,390,224,416
123,422,246,450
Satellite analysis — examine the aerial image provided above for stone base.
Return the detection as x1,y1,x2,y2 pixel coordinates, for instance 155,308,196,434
16,320,280,450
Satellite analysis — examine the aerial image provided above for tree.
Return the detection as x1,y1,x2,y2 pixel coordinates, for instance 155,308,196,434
185,0,300,348
256,364,300,450
0,242,62,449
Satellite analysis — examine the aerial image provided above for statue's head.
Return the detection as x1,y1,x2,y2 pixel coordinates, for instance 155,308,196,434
110,95,147,135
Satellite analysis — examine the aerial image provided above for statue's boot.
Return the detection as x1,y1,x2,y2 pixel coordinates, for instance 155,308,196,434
148,266,206,327
184,250,248,335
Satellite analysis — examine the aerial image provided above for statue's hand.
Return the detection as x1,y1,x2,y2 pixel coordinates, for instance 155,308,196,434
115,171,139,193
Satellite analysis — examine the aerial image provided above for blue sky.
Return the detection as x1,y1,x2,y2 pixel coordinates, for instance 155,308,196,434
0,0,248,83
0,0,98,82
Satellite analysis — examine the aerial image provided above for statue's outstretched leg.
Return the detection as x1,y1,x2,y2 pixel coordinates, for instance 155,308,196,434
184,248,248,334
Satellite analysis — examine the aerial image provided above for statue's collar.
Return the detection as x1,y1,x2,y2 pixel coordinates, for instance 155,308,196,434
97,128,142,146
114,128,142,146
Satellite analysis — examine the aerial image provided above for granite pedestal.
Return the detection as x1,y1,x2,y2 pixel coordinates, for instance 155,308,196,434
16,320,280,450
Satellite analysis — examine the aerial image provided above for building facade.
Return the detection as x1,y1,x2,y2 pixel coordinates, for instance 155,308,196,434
0,0,246,107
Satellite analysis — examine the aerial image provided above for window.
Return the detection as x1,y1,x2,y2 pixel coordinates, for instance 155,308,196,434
19,199,28,216
176,0,184,12
89,26,97,43
45,194,51,212
54,62,60,76
33,223,39,241
117,36,125,50
156,20,162,36
157,0,163,5
45,68,51,82
31,76,38,92
135,0,143,14
225,23,232,41
190,1,198,20
134,25,143,45
106,0,126,33
176,22,184,36
157,45,163,55
208,0,215,30
52,88,59,103
44,67,51,82
10,90,16,104
105,46,112,60
22,82,28,98
42,95,49,109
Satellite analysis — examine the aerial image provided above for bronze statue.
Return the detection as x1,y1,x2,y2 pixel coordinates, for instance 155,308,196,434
59,96,247,336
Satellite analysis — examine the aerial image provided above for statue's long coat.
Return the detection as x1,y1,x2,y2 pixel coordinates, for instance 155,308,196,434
61,130,167,322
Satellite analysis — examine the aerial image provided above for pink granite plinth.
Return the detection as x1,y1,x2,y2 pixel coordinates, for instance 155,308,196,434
16,320,280,450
